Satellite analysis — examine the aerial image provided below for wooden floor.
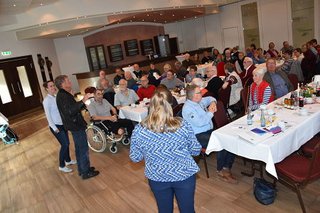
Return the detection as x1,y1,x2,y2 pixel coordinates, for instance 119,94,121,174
1,110,320,213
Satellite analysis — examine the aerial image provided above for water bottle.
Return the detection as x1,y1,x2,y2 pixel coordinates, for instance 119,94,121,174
260,107,266,127
247,108,253,125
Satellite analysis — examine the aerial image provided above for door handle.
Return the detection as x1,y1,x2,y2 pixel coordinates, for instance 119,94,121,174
10,83,16,95
17,82,22,92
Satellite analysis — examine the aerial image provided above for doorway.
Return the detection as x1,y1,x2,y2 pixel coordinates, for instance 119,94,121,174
0,55,42,118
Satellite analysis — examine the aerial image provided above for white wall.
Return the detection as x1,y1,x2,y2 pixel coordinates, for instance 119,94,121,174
165,0,320,53
53,36,90,93
0,31,61,98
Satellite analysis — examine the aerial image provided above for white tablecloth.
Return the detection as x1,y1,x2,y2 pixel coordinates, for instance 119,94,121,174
119,105,148,122
206,96,320,178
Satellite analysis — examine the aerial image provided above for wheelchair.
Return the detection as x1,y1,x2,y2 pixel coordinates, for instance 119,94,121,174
0,112,18,145
86,120,130,154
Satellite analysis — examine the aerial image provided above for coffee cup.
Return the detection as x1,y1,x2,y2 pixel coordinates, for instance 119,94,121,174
299,108,308,116
305,97,313,104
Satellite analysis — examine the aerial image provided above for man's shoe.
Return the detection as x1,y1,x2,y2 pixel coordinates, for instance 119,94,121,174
78,167,96,176
65,160,77,166
59,166,73,173
82,170,99,180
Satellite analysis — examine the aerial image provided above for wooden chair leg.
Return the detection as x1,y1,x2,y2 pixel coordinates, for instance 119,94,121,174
201,152,210,178
295,184,306,213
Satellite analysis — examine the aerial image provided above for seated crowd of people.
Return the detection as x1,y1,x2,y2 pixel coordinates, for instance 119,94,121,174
44,38,319,212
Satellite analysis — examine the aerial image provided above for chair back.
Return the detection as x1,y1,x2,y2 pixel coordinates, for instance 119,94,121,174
244,77,253,88
217,62,225,76
287,74,299,90
241,87,249,114
213,100,230,129
218,85,231,109
173,103,184,117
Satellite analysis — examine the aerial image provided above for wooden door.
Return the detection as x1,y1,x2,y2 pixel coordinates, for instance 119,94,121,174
0,55,42,117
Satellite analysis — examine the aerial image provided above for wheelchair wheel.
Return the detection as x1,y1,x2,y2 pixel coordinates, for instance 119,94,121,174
109,144,118,154
86,125,107,152
122,137,130,146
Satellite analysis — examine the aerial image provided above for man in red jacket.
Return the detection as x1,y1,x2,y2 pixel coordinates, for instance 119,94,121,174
137,75,156,101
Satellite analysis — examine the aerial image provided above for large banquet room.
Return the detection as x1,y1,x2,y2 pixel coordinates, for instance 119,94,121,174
0,0,320,212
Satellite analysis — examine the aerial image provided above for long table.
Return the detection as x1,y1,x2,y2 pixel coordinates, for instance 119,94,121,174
206,95,320,178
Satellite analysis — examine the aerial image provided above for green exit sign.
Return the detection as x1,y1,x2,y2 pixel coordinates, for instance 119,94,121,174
1,51,12,56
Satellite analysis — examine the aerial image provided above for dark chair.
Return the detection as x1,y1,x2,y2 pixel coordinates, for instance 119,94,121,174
300,135,320,157
240,87,250,115
244,77,253,88
202,91,214,97
218,86,231,120
173,103,184,117
213,97,230,129
288,74,299,90
213,100,230,129
275,142,320,213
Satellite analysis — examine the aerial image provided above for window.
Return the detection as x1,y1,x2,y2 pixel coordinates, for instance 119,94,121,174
291,0,314,48
86,45,107,71
241,2,260,49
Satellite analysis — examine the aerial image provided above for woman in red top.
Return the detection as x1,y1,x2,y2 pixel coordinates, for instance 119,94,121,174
249,68,274,111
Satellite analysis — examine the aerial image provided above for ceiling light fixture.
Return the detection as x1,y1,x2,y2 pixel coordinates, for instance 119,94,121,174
40,3,43,6
13,4,16,7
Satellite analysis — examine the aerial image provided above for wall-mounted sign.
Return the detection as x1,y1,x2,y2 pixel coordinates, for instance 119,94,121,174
1,51,12,56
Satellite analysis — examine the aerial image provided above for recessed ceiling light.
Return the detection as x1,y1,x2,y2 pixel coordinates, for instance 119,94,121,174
13,4,16,7
40,3,43,6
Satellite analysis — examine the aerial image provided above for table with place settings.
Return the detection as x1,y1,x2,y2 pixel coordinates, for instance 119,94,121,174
206,94,320,178
118,105,148,122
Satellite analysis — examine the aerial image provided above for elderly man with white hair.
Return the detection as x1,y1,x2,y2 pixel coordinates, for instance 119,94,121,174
114,79,139,110
204,64,224,100
249,67,274,111
239,57,256,87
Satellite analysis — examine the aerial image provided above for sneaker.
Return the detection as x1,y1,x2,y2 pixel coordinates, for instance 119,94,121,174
82,170,100,180
59,166,73,173
65,160,77,166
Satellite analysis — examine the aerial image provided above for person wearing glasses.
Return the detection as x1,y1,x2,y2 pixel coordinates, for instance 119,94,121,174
137,75,156,101
239,57,256,87
182,84,237,184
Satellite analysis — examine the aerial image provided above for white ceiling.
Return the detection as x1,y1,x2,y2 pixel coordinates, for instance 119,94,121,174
0,0,243,40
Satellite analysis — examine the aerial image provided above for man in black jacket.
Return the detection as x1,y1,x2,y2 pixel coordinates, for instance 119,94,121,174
55,75,99,180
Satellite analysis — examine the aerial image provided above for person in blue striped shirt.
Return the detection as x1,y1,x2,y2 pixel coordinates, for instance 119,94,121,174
130,89,201,213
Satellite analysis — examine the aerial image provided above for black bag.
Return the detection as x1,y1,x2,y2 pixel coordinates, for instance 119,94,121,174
253,177,276,205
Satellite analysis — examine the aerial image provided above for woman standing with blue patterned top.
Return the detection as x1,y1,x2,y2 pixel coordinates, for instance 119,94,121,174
130,89,201,213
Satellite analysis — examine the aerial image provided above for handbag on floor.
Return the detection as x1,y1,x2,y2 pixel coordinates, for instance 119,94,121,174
253,177,276,205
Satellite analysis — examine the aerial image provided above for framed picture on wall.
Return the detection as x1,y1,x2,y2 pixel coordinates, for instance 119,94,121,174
107,44,124,62
124,39,139,56
140,39,154,55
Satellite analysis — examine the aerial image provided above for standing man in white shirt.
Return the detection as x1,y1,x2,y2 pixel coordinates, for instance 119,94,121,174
42,81,76,173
